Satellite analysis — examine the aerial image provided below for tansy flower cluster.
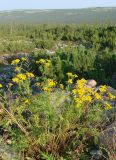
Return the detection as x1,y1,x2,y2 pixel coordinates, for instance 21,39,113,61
26,72,35,78
21,57,27,61
42,79,56,92
11,57,27,66
67,72,78,78
72,78,113,110
67,72,78,84
15,67,21,72
72,78,93,108
36,59,51,67
11,59,20,65
99,85,107,93
104,102,112,110
12,72,34,83
107,92,115,100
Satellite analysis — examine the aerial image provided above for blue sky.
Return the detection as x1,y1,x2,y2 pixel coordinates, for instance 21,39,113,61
0,0,116,10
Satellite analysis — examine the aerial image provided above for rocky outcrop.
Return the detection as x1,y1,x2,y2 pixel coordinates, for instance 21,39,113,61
100,121,116,150
99,86,116,152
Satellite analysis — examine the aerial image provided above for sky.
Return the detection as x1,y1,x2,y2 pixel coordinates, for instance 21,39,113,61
0,0,116,11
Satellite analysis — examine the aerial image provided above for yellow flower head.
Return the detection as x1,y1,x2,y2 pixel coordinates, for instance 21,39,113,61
73,74,78,78
44,62,50,67
11,59,20,65
15,67,21,72
21,57,26,61
46,60,51,63
104,102,112,110
8,83,13,87
74,97,83,108
43,87,51,92
47,79,56,87
0,84,3,88
72,89,77,95
36,59,46,64
12,77,20,83
17,73,26,80
107,92,115,100
67,72,73,77
23,99,29,104
67,72,78,79
26,72,35,78
67,79,73,84
99,85,107,93
84,95,92,103
77,78,86,86
94,93,102,100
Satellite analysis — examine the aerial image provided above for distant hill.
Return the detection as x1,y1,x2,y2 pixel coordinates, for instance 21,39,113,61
0,7,116,24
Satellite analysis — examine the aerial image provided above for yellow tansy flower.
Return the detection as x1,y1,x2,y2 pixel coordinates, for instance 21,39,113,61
45,62,50,67
104,102,112,110
47,79,56,87
15,67,21,72
107,92,115,100
26,72,35,78
8,83,13,87
94,93,102,100
21,57,26,61
17,74,26,80
72,89,77,95
99,85,107,93
67,79,73,84
11,59,20,65
36,59,46,64
43,87,51,92
23,99,29,104
12,77,20,83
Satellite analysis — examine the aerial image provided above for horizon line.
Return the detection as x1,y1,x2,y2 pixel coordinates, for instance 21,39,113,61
0,6,116,11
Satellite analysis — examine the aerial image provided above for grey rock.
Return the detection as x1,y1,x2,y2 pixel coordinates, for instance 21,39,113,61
99,121,116,150
0,143,19,160
90,149,103,160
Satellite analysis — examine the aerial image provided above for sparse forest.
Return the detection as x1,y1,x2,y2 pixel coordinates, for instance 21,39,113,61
0,24,116,87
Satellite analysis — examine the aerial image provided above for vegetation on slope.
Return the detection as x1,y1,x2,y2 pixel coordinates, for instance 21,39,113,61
0,8,116,24
0,57,115,159
0,25,116,88
0,24,116,159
